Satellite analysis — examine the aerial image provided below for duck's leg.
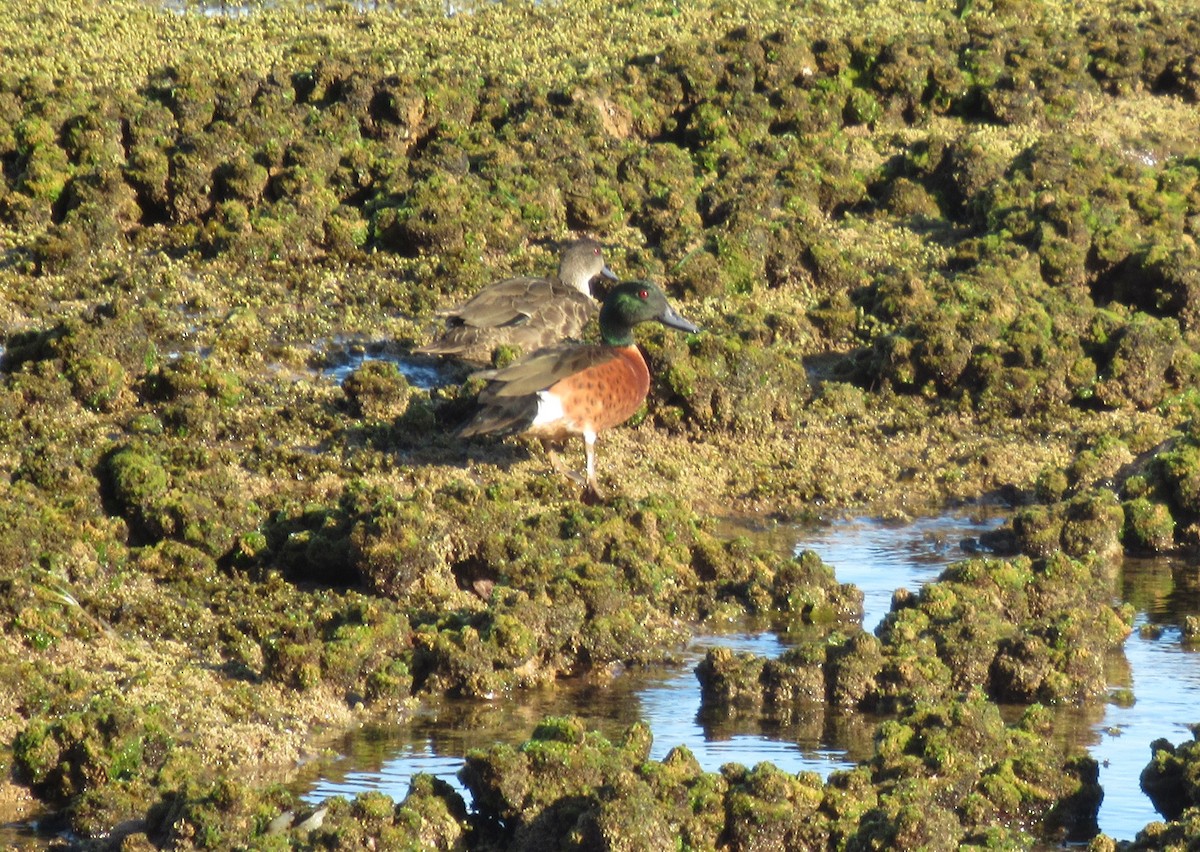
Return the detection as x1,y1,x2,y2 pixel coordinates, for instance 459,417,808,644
582,430,605,503
541,438,586,487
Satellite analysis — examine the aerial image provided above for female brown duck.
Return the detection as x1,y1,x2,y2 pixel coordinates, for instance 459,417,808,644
417,238,618,362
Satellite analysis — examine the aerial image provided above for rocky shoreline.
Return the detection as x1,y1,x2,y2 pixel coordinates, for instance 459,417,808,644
3,0,1200,847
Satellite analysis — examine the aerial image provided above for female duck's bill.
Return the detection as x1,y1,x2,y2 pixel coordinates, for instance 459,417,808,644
459,280,699,501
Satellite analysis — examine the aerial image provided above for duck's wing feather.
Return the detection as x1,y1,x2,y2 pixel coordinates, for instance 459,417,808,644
441,277,569,328
460,345,614,437
418,280,597,360
457,395,540,437
475,344,616,400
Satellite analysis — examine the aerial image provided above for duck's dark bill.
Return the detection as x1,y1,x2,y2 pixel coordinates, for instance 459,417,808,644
661,305,700,334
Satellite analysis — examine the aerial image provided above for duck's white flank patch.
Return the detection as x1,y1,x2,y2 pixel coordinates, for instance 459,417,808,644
531,390,565,427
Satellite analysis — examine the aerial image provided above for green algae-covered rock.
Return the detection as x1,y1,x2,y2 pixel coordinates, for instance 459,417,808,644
103,440,252,558
105,444,171,537
723,762,829,850
67,353,128,412
280,776,467,850
340,359,413,420
456,695,1097,850
1122,496,1176,552
345,489,858,695
461,717,730,850
864,693,1100,845
826,630,885,709
696,646,769,709
703,549,1128,724
12,695,175,803
1140,730,1200,823
1095,314,1199,411
1010,489,1126,560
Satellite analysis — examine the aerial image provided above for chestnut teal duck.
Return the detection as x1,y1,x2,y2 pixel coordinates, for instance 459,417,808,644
459,280,699,500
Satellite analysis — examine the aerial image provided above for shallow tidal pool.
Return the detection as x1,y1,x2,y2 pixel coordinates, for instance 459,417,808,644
293,511,1200,842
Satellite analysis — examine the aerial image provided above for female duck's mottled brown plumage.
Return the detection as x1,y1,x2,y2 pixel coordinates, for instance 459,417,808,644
416,238,618,362
459,281,699,500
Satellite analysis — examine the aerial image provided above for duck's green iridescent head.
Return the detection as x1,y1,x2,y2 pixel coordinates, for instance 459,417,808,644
599,281,700,346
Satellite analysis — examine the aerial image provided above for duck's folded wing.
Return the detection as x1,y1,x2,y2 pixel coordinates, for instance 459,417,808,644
442,277,556,328
476,344,613,400
457,395,539,437
527,291,597,343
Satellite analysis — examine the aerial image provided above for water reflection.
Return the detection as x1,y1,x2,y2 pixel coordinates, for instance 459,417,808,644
301,629,871,807
638,632,874,773
295,512,1200,843
0,819,54,850
1087,555,1200,839
792,512,1006,632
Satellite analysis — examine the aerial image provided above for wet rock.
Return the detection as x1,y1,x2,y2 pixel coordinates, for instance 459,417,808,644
889,553,1127,704
696,646,768,710
341,359,413,420
1123,496,1176,553
722,762,829,850
1060,490,1125,559
697,642,827,721
12,697,174,805
762,645,827,706
461,718,727,850
867,694,1100,845
1095,314,1199,411
701,545,1128,723
646,324,813,435
826,631,885,709
1009,489,1125,560
1139,729,1200,823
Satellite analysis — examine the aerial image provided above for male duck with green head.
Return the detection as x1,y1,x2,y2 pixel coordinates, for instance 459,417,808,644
460,280,699,500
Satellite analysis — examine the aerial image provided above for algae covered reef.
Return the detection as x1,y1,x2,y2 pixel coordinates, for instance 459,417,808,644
4,0,1200,847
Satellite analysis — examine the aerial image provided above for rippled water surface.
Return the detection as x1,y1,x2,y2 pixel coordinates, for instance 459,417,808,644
791,513,1005,632
295,512,1200,842
1089,555,1200,838
301,629,871,807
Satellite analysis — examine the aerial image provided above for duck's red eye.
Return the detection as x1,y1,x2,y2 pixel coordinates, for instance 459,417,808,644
638,288,649,299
